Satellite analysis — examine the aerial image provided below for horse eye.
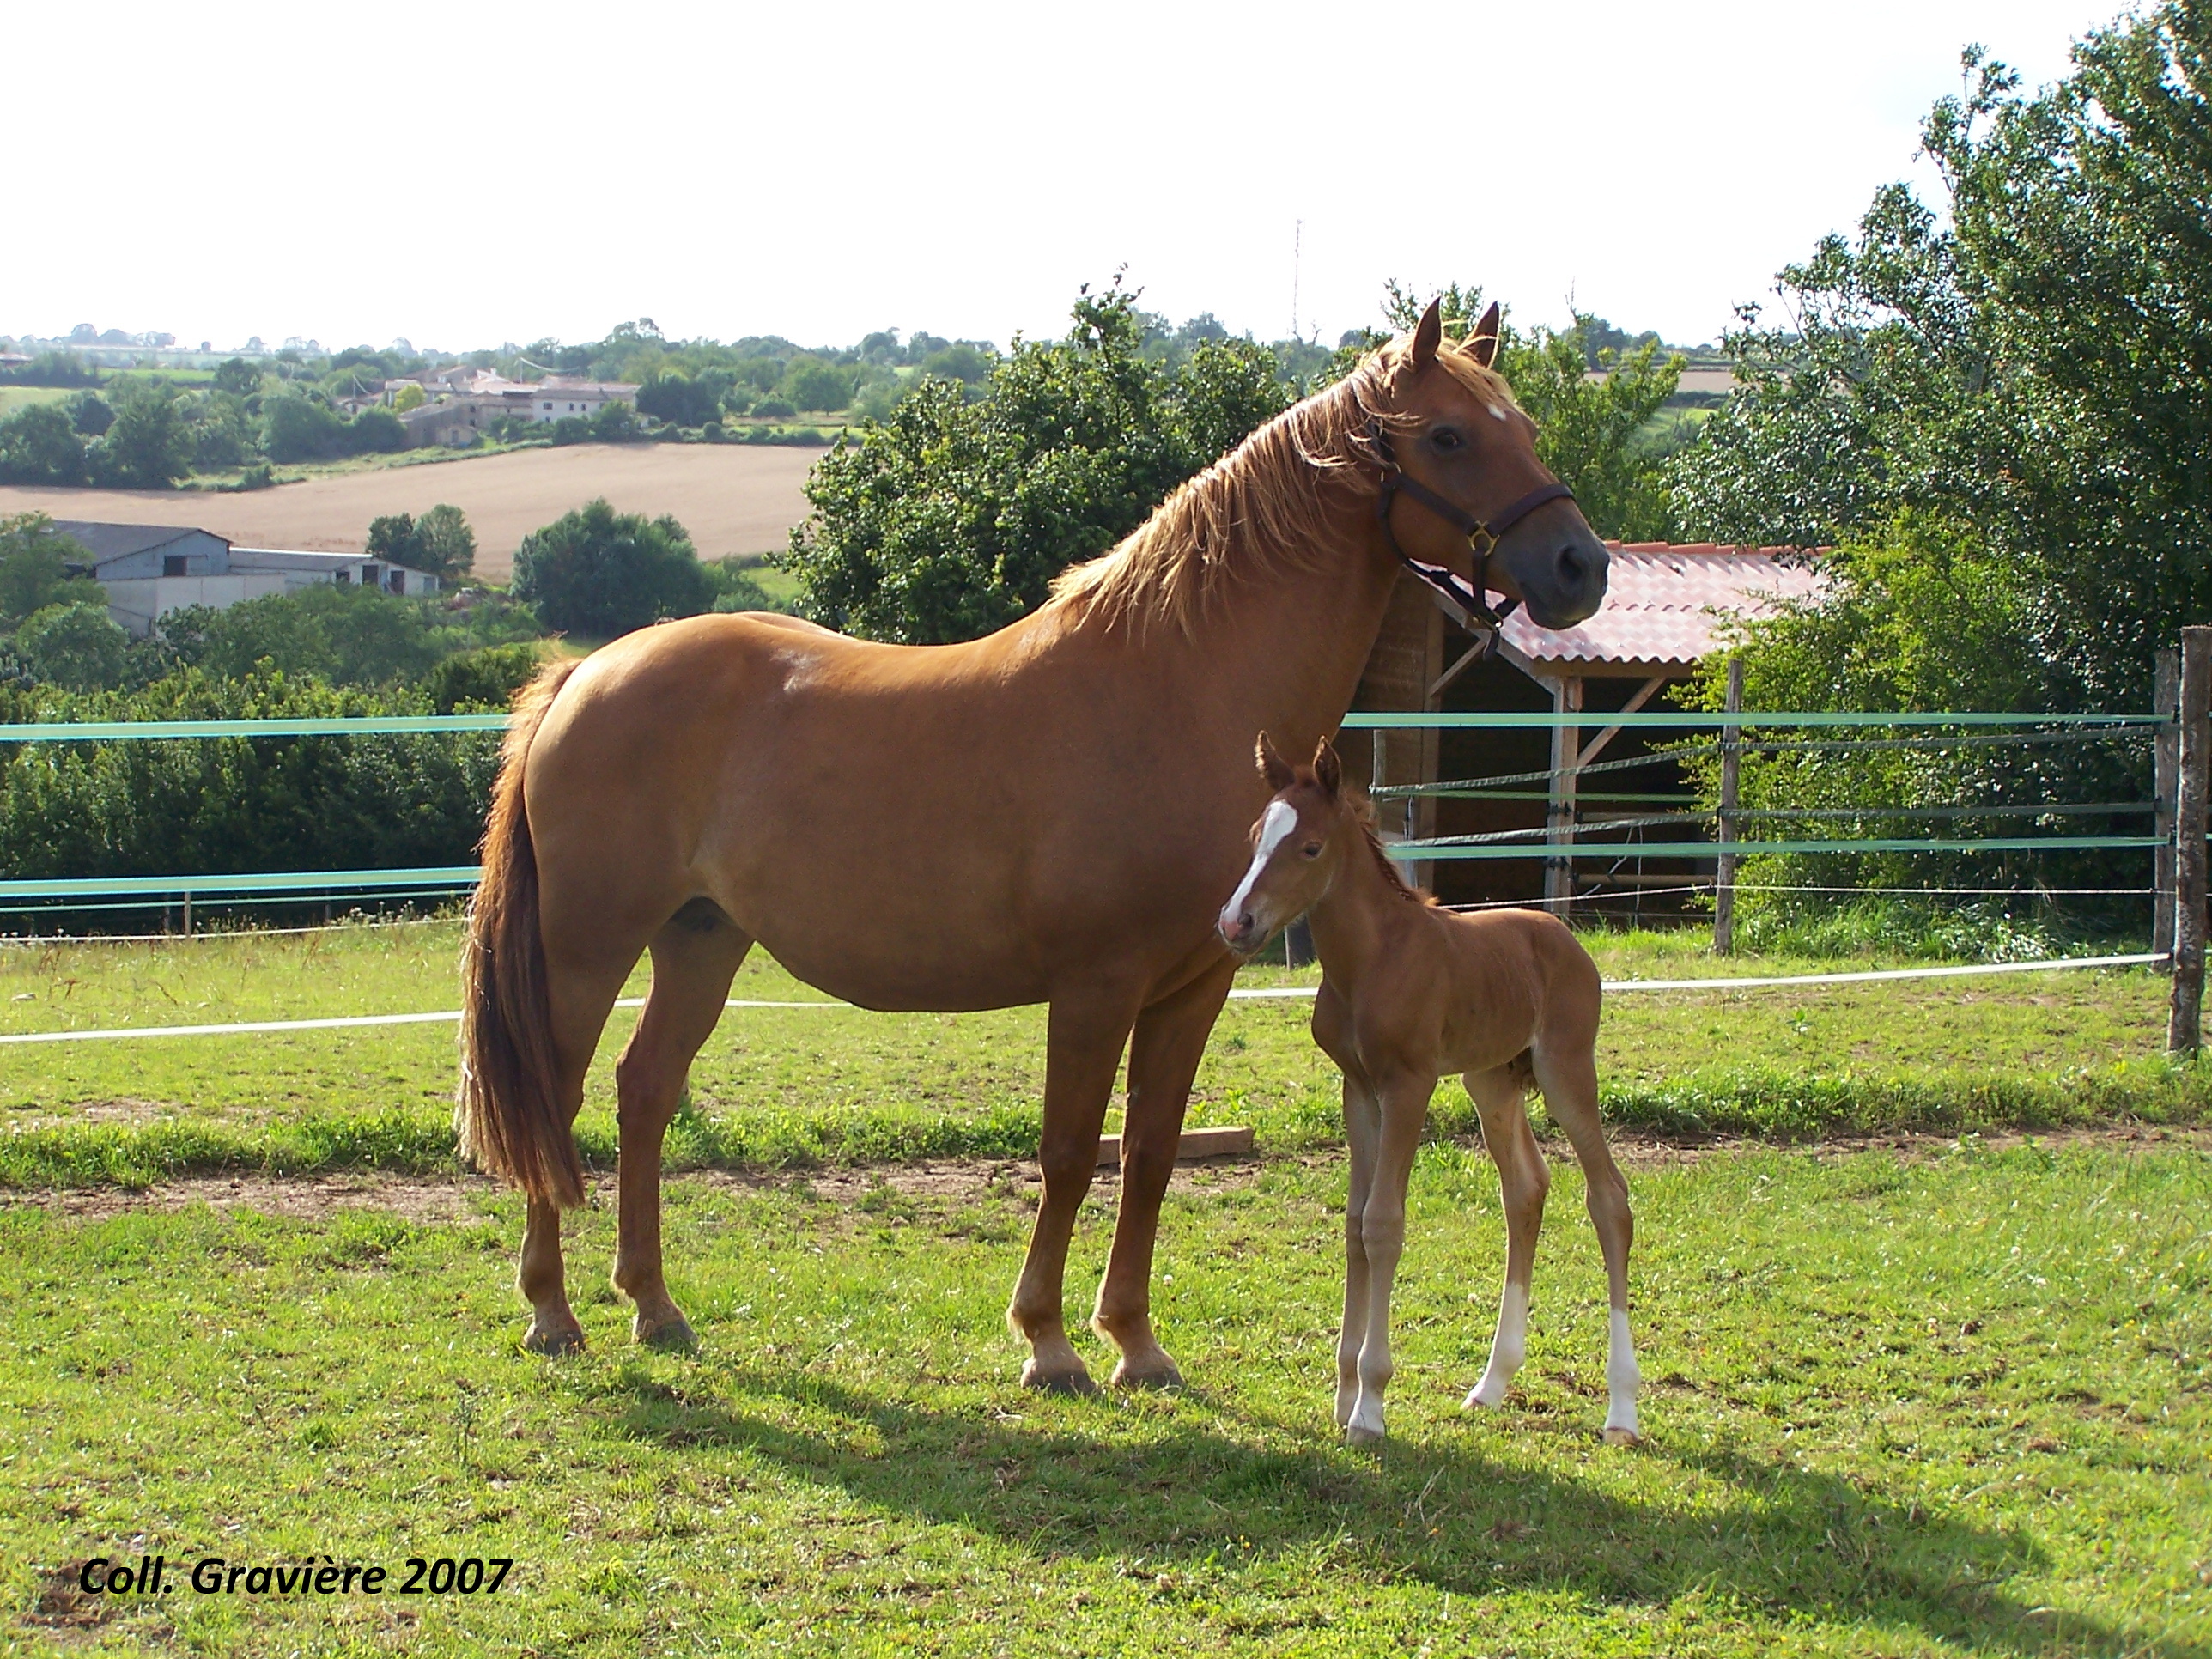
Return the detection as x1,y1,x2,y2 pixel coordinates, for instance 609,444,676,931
1302,842,1323,859
1431,426,1464,451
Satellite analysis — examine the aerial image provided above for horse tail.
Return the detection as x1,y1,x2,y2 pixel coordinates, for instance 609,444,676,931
456,659,586,1209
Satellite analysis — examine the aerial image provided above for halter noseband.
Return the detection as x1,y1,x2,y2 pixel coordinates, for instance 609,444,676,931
1366,416,1575,654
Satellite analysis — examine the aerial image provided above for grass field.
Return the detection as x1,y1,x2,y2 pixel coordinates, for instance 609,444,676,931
0,443,818,580
0,920,2199,1191
3,1139,2206,1654
0,387,72,417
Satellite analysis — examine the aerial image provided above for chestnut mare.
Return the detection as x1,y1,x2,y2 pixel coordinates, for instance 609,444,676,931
1218,736,1639,1446
457,300,1608,1390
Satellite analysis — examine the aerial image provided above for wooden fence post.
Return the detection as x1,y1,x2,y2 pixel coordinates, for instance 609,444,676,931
1713,657,1744,955
1545,677,1583,915
2167,628,2209,1054
2155,648,2179,969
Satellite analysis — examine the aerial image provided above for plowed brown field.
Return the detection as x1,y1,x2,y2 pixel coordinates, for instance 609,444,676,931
0,442,820,581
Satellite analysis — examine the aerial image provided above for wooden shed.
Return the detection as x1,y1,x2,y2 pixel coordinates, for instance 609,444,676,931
1340,543,1823,914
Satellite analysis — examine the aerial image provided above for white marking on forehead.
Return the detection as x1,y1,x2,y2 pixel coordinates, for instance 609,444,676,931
1223,799,1300,921
1489,404,1509,422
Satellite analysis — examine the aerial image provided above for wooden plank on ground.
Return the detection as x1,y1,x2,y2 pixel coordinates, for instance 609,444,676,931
1096,1126,1255,1166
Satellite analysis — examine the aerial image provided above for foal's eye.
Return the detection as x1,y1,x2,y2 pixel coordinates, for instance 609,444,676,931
1302,842,1323,859
1431,426,1465,452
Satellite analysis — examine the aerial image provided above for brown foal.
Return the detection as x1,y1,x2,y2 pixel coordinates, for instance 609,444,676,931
456,301,1609,1389
1218,736,1641,1446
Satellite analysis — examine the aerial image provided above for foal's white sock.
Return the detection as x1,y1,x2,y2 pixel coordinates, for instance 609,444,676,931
1464,1281,1528,1410
1602,1305,1641,1443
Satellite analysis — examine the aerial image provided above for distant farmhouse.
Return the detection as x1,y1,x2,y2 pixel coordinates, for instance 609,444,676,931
52,522,439,637
392,370,641,448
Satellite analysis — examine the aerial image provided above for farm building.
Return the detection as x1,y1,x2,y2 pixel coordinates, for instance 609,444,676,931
390,372,641,447
1342,543,1825,914
52,520,440,637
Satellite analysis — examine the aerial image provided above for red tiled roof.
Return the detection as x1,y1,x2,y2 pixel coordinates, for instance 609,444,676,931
1497,543,1826,666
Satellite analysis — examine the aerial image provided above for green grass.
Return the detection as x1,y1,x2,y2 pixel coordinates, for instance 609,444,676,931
0,921,2200,1188
3,1142,2206,1653
0,387,73,416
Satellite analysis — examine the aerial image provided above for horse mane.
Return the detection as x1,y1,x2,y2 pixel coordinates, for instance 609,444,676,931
1348,790,1438,907
1046,337,1519,635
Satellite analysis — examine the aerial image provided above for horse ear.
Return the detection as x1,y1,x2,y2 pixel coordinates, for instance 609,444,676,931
1312,737,1342,799
1256,732,1296,793
1411,299,1443,366
1468,301,1502,368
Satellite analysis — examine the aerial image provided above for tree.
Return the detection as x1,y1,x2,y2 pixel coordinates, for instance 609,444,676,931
367,505,476,579
161,584,442,686
347,407,405,453
636,373,724,428
781,282,1291,644
1671,4,2210,708
65,391,113,436
512,499,710,637
213,357,263,397
262,394,349,462
778,355,854,413
88,386,194,488
0,404,87,485
0,514,103,623
15,602,129,691
389,382,427,414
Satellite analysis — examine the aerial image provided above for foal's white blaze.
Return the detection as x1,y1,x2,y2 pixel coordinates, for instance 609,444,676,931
1603,1306,1642,1443
1220,799,1299,935
1464,1280,1529,1409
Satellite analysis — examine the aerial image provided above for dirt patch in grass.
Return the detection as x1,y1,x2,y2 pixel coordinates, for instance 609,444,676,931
9,1123,2203,1223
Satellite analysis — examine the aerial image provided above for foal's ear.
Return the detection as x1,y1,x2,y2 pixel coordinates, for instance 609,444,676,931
1255,731,1296,793
1312,737,1342,799
1411,298,1443,366
1468,301,1502,368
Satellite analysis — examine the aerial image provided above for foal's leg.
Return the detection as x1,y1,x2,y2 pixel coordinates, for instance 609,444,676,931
1092,956,1236,1389
1008,990,1141,1394
1344,1070,1435,1446
1335,1070,1382,1429
1534,1042,1641,1444
1462,1066,1550,1410
611,907,753,1347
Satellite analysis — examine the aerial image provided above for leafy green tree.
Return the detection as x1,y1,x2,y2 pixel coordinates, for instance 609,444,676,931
261,393,349,462
183,391,254,469
213,357,262,397
0,404,87,485
366,505,476,580
347,407,405,453
1671,4,2212,708
161,585,443,686
588,399,642,443
88,386,195,488
421,641,543,713
0,514,103,623
513,498,710,637
65,391,113,436
702,557,791,614
778,356,854,413
636,373,725,428
15,602,129,691
781,283,1290,643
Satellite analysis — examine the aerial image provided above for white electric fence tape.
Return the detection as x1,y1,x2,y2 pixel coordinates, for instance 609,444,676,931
0,953,2167,1046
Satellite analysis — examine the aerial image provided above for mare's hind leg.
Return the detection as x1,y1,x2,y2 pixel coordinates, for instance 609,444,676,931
1462,1064,1550,1410
1092,956,1236,1389
520,948,639,1356
1533,1042,1640,1443
1008,988,1142,1394
611,902,753,1348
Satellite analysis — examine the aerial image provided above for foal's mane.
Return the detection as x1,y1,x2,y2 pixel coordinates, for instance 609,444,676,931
1047,337,1518,635
1348,789,1439,907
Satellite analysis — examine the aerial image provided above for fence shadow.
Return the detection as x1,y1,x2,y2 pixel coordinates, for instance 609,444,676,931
579,1363,2196,1659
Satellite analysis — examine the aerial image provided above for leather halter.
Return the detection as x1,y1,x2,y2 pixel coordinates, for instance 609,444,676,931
1366,417,1575,652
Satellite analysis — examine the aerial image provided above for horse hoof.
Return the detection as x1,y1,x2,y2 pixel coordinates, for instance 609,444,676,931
1462,1382,1507,1412
635,1315,698,1352
1110,1359,1184,1392
1601,1425,1643,1448
1021,1359,1098,1396
1343,1424,1385,1448
523,1322,586,1358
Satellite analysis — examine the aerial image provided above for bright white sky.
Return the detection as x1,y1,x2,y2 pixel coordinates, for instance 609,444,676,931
10,1,2118,356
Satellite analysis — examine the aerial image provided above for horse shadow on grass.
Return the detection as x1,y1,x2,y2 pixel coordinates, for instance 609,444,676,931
578,1362,2197,1659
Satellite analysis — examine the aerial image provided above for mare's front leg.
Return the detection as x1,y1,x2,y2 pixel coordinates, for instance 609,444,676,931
1008,989,1141,1393
1462,1065,1550,1410
1092,956,1237,1389
1344,1067,1436,1446
610,909,753,1347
